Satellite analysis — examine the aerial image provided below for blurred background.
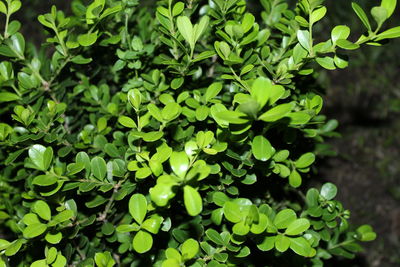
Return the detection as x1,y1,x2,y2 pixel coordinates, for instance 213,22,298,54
8,0,400,266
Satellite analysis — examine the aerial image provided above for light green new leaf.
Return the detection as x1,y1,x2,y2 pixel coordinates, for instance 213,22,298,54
129,194,148,224
320,182,337,200
371,6,388,27
251,135,274,161
181,238,199,260
177,16,194,49
9,0,21,15
285,218,310,235
193,16,210,43
133,230,153,253
381,0,397,18
183,185,202,216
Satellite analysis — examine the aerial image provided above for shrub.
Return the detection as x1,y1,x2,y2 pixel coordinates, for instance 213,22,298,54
0,0,399,266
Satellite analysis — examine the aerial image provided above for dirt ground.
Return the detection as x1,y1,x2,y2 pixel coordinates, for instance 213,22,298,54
319,44,400,266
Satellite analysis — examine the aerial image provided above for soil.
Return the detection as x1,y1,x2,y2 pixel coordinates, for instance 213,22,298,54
319,44,400,266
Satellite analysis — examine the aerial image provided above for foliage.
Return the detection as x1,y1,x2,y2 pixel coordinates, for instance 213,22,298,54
0,0,398,266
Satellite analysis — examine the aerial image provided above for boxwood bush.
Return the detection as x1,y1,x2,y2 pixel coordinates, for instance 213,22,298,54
0,0,399,266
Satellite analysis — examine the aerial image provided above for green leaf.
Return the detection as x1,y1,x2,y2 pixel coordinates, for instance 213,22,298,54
289,170,302,188
29,145,53,171
78,32,98,47
257,236,276,251
183,185,202,216
181,238,199,260
171,77,184,89
376,26,400,40
33,200,51,221
295,152,315,169
177,16,194,49
170,151,189,178
331,25,351,44
193,15,210,43
9,0,21,14
259,103,294,122
23,213,40,225
32,174,58,186
285,218,310,235
216,110,249,124
251,135,274,161
118,116,137,128
172,2,185,16
250,213,269,234
10,32,25,57
223,201,242,223
142,215,163,234
289,237,314,257
336,39,360,50
0,2,6,14
45,232,62,244
320,182,337,200
311,6,327,23
297,30,311,52
23,223,47,238
91,156,107,180
352,2,371,31
133,230,153,253
5,239,24,256
232,220,250,236
356,225,377,241
94,251,115,267
205,82,223,102
250,77,285,109
205,229,225,245
0,92,20,102
275,235,290,252
316,56,336,70
162,259,180,267
273,209,296,229
129,194,148,224
381,0,397,18
149,179,176,207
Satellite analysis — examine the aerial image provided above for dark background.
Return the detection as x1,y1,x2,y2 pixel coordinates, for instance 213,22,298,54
10,0,400,266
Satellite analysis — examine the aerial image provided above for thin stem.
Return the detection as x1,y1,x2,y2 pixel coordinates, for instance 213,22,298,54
229,66,251,92
4,12,10,38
